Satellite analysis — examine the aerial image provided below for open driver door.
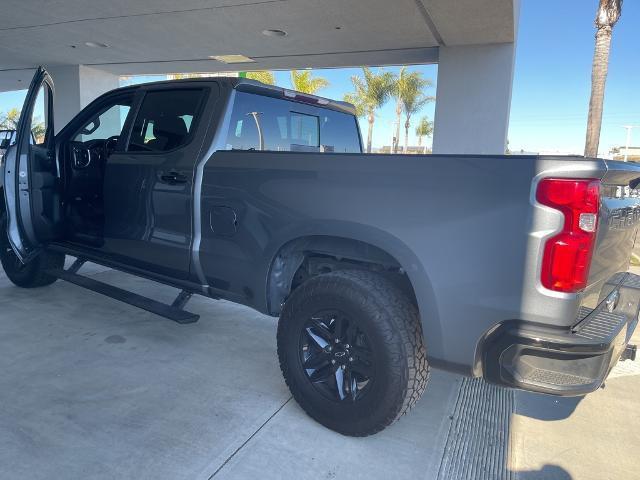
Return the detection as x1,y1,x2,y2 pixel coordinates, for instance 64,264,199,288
3,66,61,263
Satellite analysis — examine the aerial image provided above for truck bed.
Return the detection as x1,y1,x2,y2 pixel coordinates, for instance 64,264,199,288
198,151,639,373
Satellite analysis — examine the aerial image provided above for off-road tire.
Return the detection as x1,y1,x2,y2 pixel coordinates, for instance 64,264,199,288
277,269,429,436
0,213,64,288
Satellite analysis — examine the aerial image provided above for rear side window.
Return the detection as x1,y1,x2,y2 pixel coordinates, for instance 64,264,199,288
319,110,362,153
226,92,360,153
127,89,204,152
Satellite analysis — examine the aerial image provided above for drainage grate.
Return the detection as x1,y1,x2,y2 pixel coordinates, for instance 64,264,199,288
437,378,515,480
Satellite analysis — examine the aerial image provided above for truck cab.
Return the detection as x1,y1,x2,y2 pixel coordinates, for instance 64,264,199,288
2,68,362,273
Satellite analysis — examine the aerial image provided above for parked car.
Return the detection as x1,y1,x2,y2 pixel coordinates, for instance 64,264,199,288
2,67,639,436
0,129,15,160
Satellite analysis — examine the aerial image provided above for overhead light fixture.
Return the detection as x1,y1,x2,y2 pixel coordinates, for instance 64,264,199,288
262,29,287,37
210,54,255,64
84,41,110,48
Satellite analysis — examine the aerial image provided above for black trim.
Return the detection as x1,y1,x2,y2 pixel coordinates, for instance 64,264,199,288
46,242,245,304
481,308,637,396
48,267,200,324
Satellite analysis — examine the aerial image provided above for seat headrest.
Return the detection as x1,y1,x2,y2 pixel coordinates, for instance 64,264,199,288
152,115,188,139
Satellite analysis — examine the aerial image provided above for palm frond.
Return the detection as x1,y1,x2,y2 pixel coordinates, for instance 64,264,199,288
290,70,330,94
245,71,276,85
415,116,433,138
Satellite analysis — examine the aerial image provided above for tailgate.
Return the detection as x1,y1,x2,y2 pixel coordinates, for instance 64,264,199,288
588,160,640,295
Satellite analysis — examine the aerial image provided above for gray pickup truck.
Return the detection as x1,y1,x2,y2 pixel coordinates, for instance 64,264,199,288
2,67,639,436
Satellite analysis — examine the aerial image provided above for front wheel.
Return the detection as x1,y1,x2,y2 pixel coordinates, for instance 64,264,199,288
0,213,64,288
277,270,429,436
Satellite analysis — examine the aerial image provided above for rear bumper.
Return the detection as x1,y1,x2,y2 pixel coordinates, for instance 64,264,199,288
482,272,640,396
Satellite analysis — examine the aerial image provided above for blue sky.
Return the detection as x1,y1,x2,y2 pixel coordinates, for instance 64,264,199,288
508,0,640,154
1,0,638,155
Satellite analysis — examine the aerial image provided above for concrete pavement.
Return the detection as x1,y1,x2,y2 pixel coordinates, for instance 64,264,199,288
0,261,638,479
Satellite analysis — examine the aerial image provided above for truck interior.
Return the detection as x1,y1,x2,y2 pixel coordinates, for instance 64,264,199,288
57,89,201,247
59,92,134,246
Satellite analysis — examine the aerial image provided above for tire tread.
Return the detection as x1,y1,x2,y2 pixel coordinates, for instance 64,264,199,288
277,269,429,436
0,213,64,288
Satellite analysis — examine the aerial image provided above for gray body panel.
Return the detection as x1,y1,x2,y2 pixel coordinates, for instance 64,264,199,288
195,150,637,372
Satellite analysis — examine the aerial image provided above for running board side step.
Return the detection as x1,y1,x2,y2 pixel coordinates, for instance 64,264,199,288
47,268,200,324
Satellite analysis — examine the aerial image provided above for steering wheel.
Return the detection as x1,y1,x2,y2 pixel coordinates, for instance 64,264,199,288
104,135,120,156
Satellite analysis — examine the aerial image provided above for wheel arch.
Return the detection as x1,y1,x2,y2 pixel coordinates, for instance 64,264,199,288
264,228,442,355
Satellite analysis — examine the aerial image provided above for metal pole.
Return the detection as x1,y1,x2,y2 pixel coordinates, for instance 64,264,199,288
621,125,640,162
623,125,632,162
248,112,264,150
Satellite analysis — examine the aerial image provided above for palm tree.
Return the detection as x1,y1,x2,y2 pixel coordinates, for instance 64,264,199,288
0,108,45,142
585,0,623,157
415,116,433,153
0,108,21,130
390,67,408,153
390,68,433,153
344,67,394,153
290,70,329,94
245,71,276,85
403,91,434,153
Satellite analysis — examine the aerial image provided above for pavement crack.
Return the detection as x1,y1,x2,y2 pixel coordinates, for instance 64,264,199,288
208,396,293,479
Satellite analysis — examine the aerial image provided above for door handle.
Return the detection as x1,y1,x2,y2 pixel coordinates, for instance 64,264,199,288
160,171,188,184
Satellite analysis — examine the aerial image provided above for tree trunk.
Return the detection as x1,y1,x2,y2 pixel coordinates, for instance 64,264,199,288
404,118,410,154
417,135,422,147
367,113,374,153
585,25,613,157
394,101,402,153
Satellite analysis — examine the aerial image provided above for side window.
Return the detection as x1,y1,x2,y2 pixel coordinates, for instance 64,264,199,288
320,111,362,153
73,101,131,142
289,112,319,151
225,92,359,153
228,112,260,151
127,89,204,153
31,84,51,145
226,93,320,152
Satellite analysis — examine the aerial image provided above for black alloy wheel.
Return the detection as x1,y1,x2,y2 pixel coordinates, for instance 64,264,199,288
278,270,429,436
300,310,374,402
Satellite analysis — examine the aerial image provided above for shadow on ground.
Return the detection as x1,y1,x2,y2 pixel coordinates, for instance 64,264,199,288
515,465,572,479
514,392,584,421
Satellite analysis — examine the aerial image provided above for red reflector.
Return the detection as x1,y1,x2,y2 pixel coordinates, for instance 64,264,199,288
536,178,601,293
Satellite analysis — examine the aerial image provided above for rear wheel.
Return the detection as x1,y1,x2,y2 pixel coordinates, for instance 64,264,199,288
0,213,64,288
277,270,429,436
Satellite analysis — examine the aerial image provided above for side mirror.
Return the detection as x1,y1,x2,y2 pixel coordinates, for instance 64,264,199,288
80,118,101,136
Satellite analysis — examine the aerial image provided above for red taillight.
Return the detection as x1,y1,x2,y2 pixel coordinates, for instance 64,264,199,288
536,178,601,293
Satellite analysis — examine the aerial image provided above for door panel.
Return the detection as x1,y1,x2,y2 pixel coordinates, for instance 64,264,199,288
103,153,194,279
2,66,59,262
102,86,216,280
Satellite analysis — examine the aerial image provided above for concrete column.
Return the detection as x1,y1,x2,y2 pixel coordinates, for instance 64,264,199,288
432,43,516,154
45,65,119,133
